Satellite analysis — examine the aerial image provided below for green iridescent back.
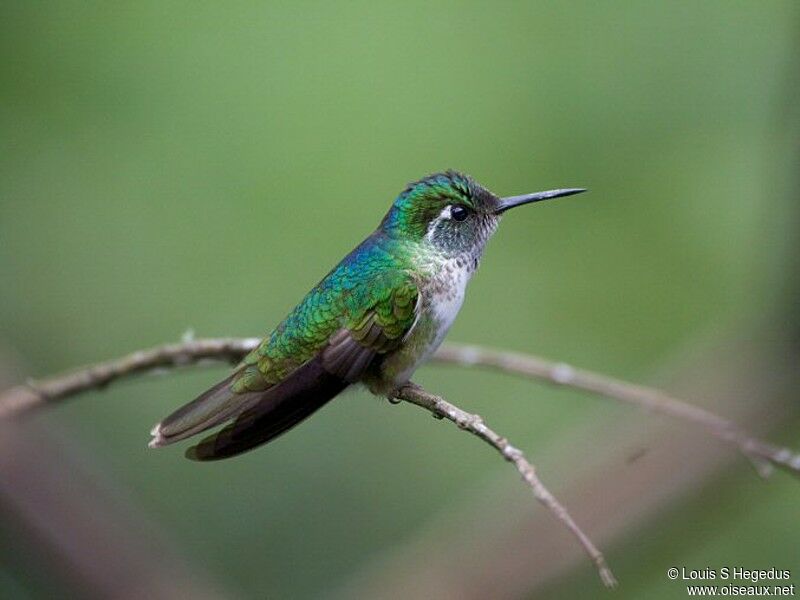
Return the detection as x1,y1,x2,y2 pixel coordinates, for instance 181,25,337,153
232,234,418,392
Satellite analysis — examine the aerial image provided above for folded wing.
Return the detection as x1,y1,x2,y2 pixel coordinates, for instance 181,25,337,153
150,269,419,460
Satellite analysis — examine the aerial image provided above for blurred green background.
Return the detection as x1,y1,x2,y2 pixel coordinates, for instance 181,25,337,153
1,1,798,598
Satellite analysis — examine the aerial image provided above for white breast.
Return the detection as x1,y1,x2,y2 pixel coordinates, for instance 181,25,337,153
427,260,471,357
383,256,475,389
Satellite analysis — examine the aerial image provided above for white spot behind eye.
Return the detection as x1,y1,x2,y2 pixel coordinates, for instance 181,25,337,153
425,205,454,242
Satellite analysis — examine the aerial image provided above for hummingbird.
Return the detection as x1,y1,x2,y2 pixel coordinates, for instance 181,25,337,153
149,171,584,460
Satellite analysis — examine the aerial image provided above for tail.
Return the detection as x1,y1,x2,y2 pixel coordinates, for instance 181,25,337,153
150,357,348,461
149,371,253,448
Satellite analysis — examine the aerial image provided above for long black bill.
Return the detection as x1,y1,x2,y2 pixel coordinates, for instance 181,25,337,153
496,188,586,214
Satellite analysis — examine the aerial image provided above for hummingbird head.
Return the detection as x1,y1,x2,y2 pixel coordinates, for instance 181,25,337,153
381,170,585,258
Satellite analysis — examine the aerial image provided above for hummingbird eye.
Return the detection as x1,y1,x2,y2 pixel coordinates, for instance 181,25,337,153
451,205,469,222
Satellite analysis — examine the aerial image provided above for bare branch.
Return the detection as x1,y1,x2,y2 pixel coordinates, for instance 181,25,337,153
392,382,617,588
0,337,616,586
1,337,798,478
431,344,800,476
0,338,260,419
4,336,800,586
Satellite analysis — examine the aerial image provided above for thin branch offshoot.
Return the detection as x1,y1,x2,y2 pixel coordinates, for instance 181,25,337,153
393,383,616,587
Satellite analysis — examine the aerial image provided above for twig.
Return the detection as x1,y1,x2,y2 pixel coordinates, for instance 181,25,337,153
3,337,800,586
431,344,800,476
1,337,798,478
0,337,616,586
392,383,617,588
0,338,260,419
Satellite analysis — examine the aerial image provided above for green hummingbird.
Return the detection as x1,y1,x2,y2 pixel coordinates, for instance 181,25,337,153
150,171,584,460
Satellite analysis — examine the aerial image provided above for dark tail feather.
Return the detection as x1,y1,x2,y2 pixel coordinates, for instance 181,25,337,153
150,371,262,448
186,357,348,461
